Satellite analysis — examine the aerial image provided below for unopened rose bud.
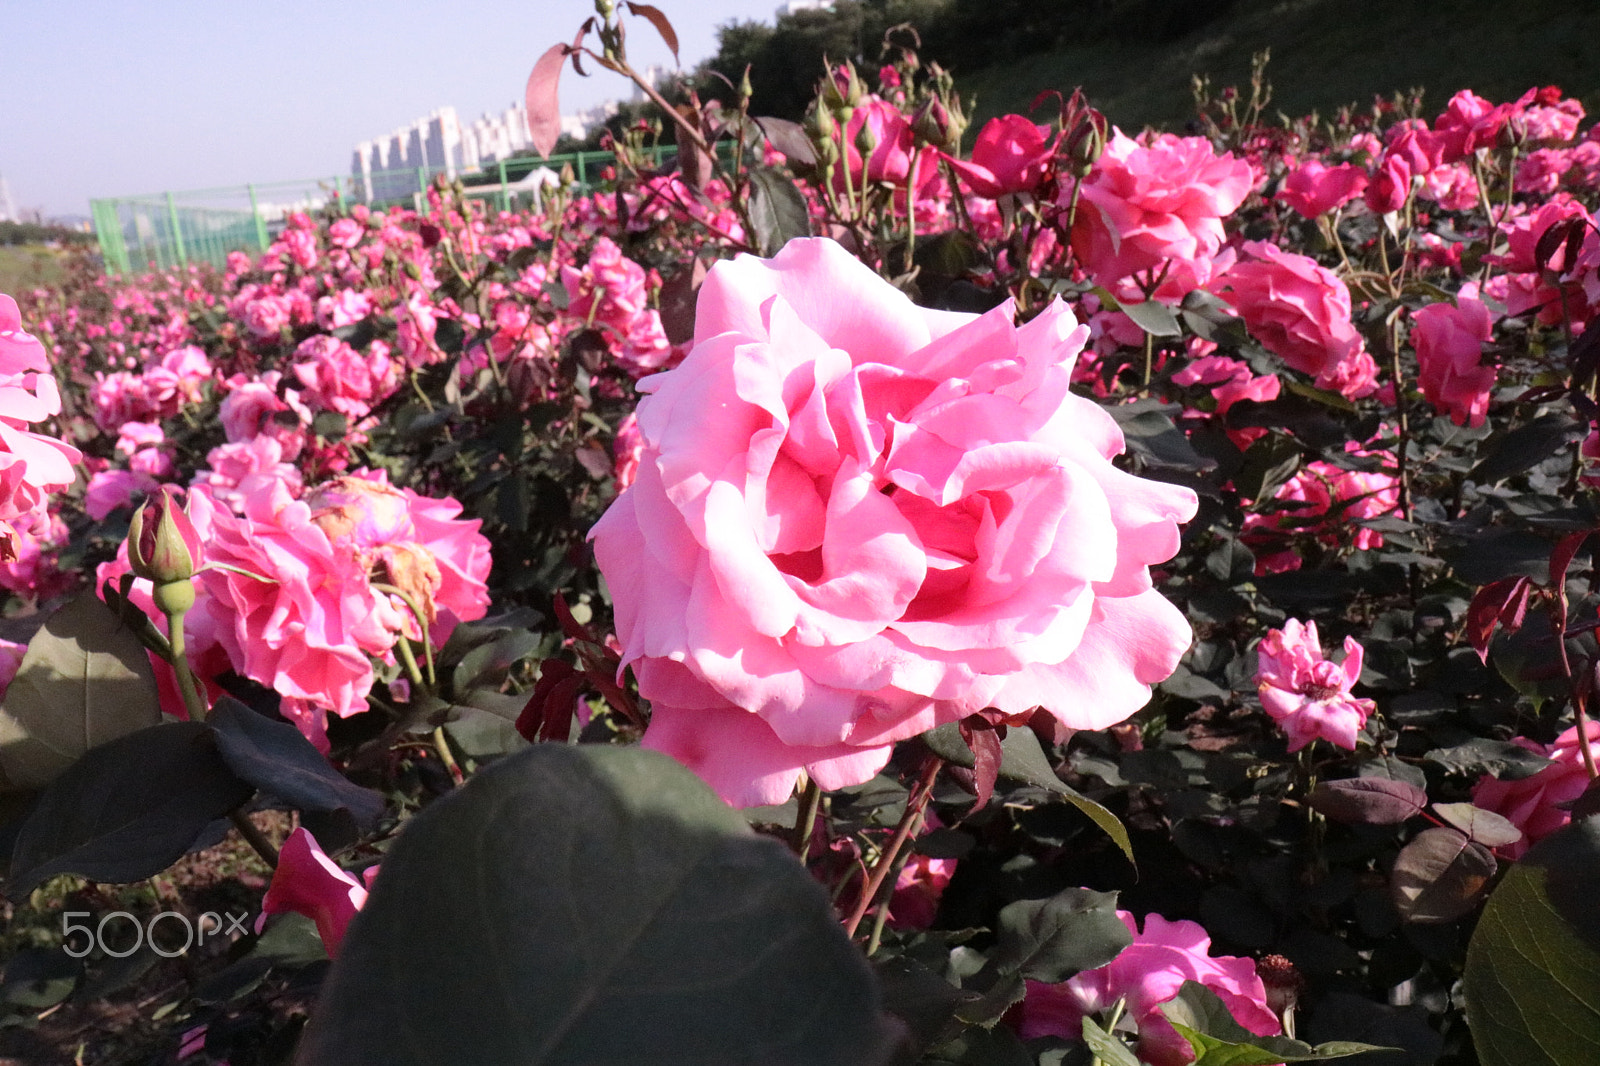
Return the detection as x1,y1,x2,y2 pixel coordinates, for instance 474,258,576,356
806,103,840,164
128,486,201,586
1498,113,1529,150
1064,107,1109,177
912,94,965,154
738,65,754,106
820,61,864,118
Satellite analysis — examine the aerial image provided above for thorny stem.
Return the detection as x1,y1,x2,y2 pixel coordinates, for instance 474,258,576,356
375,581,437,688
1382,319,1413,521
866,807,926,957
842,756,943,939
432,726,467,787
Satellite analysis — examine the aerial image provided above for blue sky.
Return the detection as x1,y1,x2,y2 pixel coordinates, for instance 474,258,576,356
2,0,769,217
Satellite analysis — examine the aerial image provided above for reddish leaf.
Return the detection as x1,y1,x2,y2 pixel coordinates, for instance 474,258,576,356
1466,576,1533,663
516,660,585,744
1307,777,1428,825
753,117,818,167
1432,802,1524,848
658,257,708,345
625,2,679,62
960,717,1004,810
1552,530,1591,591
1391,827,1496,923
551,592,593,644
525,44,569,159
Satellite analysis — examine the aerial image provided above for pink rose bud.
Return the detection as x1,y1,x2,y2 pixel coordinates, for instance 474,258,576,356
128,485,203,587
1063,106,1108,177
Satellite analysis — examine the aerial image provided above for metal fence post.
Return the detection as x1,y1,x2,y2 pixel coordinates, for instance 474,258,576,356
248,183,269,252
165,191,188,268
498,159,509,213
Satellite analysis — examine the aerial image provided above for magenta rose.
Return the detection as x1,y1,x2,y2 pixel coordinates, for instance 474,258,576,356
1473,723,1600,859
1211,241,1376,399
1277,160,1368,218
1413,295,1496,427
944,114,1055,199
590,239,1198,807
1256,618,1376,751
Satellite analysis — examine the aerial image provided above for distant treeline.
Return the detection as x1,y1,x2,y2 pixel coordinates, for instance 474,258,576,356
700,0,1236,119
0,221,93,247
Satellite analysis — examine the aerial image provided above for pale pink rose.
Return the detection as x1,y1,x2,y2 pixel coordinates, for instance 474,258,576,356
395,291,440,364
561,237,673,374
257,828,375,955
1070,130,1254,300
327,218,364,250
943,114,1055,199
1211,242,1375,398
1515,149,1572,197
1417,161,1479,212
195,481,397,725
1019,911,1279,1066
143,344,212,415
0,294,83,548
613,411,644,492
1277,160,1368,218
315,289,373,330
193,436,304,512
115,420,164,455
1473,723,1599,859
291,334,397,419
241,293,293,338
591,239,1199,807
220,372,296,444
85,468,157,520
1256,619,1375,751
303,469,491,645
1520,90,1585,143
1413,296,1495,427
282,228,319,270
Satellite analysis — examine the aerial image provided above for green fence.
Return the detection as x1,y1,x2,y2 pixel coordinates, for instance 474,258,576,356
90,147,678,276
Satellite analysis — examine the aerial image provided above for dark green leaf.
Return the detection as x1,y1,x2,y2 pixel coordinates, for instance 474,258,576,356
1423,738,1552,780
748,167,812,256
990,887,1131,983
1080,1017,1141,1066
1161,982,1391,1064
0,590,162,792
1470,413,1586,484
7,722,253,897
208,697,385,830
297,745,895,1066
998,728,1134,865
1465,817,1600,1066
1119,299,1182,337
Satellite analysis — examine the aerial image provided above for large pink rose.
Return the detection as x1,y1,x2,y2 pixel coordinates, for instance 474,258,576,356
1473,723,1600,859
1019,911,1280,1066
1276,160,1368,219
1211,241,1376,399
590,238,1198,807
944,114,1055,199
1069,130,1254,300
0,294,82,549
1412,295,1495,427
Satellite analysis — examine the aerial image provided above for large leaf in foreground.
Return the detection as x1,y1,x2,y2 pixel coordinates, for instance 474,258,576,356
0,590,161,792
297,744,897,1066
1465,816,1600,1066
7,722,252,896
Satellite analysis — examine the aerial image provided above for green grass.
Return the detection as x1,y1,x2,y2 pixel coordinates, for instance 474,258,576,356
0,245,67,296
958,0,1600,132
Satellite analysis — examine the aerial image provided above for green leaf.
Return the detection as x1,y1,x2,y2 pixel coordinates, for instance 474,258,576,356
0,590,162,792
208,697,385,829
998,728,1134,867
1118,299,1183,337
748,167,812,257
1465,816,1600,1066
1470,412,1586,484
6,722,254,897
296,745,896,1065
990,887,1131,983
1161,982,1391,1064
1080,1016,1142,1066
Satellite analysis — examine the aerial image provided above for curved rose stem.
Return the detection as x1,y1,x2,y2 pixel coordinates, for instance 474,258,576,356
905,153,919,263
230,809,279,869
1089,997,1130,1066
865,815,924,956
842,755,942,939
791,776,823,857
166,607,208,723
375,582,436,689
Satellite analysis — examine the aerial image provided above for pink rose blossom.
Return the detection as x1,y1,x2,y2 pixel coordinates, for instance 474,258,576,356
195,480,398,727
561,237,673,374
0,294,83,554
1256,619,1375,751
86,468,157,520
327,218,364,250
1070,131,1253,300
1412,295,1496,427
291,334,398,419
257,828,375,956
1473,723,1600,859
1276,160,1368,218
1019,911,1279,1066
613,411,644,492
591,239,1198,807
193,436,304,512
944,115,1055,199
1211,242,1376,398
0,637,26,700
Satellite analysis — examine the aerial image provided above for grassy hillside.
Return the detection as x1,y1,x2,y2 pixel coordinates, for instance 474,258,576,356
956,0,1600,131
0,245,66,295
